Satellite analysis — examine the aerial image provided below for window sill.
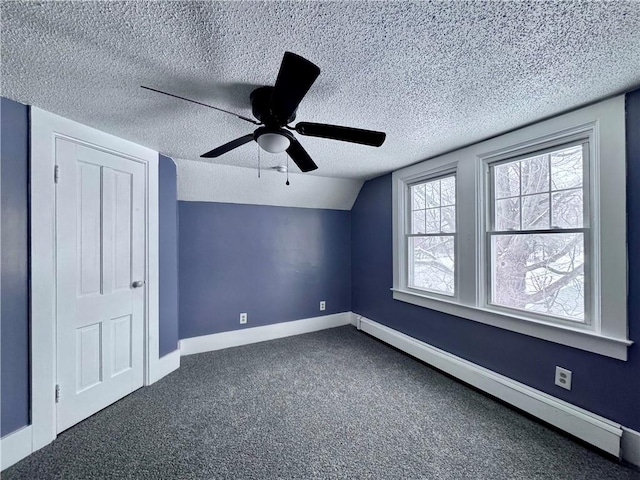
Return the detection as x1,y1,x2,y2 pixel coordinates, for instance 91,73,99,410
391,288,632,360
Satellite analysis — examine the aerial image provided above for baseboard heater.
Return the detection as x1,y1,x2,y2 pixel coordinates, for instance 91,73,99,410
355,315,623,458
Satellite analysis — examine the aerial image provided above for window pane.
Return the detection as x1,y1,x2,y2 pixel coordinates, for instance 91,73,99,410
491,233,585,321
522,193,549,230
521,154,549,195
425,180,440,208
441,176,456,206
409,236,455,295
412,184,426,210
551,146,583,190
552,188,583,228
495,197,520,230
425,208,440,233
494,162,520,199
412,210,426,234
441,206,456,233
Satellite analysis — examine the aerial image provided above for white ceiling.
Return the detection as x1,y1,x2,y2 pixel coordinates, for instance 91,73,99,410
2,1,639,180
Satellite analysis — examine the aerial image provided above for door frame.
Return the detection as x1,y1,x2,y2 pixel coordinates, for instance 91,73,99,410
30,107,177,451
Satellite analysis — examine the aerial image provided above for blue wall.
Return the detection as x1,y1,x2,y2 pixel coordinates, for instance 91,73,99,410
158,154,179,357
179,202,351,339
351,92,640,431
1,97,30,437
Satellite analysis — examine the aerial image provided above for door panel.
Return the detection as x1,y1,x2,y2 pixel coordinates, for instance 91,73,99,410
111,315,132,376
76,323,102,391
56,138,145,433
113,170,133,291
77,161,101,295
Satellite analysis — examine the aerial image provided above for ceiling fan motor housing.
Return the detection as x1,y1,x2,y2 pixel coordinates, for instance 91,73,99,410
250,86,296,126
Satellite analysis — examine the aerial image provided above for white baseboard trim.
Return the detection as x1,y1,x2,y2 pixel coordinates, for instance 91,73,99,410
1,426,32,471
148,348,181,384
622,427,640,467
356,315,624,458
179,312,352,356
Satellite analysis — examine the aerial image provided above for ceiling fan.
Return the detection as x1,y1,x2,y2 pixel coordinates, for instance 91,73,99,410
142,52,386,173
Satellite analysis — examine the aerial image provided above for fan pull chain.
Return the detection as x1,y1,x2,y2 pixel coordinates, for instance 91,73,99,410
286,153,290,186
257,144,261,178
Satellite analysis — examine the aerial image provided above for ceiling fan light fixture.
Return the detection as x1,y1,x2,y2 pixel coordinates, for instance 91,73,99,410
256,132,290,153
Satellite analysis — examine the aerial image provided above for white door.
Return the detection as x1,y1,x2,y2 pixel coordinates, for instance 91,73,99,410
55,138,146,433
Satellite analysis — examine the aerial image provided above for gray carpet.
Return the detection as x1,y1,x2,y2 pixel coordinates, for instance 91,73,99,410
4,326,638,479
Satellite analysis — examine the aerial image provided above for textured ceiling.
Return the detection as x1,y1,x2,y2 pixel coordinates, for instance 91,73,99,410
2,1,640,180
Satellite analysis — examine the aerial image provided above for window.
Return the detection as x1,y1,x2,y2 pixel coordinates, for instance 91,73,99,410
392,96,630,360
408,175,456,296
488,143,589,323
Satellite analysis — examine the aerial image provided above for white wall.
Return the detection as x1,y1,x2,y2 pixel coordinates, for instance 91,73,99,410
175,159,364,210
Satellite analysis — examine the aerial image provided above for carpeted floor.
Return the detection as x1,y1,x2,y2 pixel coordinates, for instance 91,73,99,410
4,326,639,479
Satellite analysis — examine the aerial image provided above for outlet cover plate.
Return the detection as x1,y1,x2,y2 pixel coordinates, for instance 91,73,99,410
240,313,247,324
555,366,572,390
320,301,326,311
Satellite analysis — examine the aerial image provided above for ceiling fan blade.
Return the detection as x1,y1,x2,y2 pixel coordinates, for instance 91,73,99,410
294,122,386,147
270,52,321,123
200,134,255,158
141,86,260,125
286,137,318,172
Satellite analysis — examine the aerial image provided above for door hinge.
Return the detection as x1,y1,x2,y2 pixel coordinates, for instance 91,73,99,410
54,165,59,183
55,384,60,403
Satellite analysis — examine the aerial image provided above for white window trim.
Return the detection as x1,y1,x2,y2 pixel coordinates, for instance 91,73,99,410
392,95,631,360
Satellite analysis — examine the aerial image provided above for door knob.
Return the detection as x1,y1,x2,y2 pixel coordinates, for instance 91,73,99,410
132,280,145,288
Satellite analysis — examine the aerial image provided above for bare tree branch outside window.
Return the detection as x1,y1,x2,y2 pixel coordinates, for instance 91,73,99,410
490,145,586,321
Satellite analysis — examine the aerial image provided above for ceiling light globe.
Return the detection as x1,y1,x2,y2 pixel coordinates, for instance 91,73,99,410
257,133,290,153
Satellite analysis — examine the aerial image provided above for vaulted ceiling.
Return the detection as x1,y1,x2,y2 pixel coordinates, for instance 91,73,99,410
2,1,639,180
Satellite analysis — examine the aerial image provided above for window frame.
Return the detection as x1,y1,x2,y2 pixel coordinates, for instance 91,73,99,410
405,172,458,298
485,139,592,327
392,95,631,360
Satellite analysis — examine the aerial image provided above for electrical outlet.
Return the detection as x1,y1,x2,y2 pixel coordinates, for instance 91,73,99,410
320,301,326,311
240,313,247,324
555,366,572,390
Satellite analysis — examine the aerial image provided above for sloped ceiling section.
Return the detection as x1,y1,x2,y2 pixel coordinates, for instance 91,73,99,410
2,1,640,180
175,159,363,210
